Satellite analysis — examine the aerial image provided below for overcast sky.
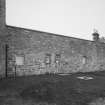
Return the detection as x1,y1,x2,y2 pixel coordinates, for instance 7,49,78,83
6,0,105,40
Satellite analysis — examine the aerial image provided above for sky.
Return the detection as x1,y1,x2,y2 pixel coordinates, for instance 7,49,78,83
6,0,105,40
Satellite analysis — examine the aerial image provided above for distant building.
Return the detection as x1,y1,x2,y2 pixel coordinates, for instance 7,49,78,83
0,0,105,77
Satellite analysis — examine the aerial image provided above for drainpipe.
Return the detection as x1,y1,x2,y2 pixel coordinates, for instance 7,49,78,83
5,44,8,78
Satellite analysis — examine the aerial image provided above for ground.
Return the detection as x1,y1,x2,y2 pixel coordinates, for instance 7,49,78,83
0,71,105,105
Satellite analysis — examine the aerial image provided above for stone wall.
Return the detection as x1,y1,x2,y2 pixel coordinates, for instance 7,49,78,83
0,0,7,77
4,26,105,76
0,39,5,77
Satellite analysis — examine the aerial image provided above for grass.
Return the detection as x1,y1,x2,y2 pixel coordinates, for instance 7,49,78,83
0,71,105,105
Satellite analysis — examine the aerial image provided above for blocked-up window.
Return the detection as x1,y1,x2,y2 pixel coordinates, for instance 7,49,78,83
82,56,87,65
55,53,61,68
55,54,61,63
44,53,51,65
15,56,24,65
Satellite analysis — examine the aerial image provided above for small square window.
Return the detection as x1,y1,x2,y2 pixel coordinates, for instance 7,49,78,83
15,56,24,65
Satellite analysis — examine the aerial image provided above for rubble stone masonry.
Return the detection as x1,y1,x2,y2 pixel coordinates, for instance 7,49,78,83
3,26,105,76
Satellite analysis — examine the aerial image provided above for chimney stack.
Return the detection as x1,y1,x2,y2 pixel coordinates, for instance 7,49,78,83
0,0,6,28
0,0,8,36
92,29,100,41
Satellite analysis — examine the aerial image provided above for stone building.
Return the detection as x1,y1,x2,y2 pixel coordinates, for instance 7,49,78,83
0,0,105,77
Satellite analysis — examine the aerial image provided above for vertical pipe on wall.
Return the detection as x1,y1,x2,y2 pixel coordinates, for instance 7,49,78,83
5,44,8,78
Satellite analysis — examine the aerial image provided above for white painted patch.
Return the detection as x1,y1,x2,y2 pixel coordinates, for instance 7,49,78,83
77,76,93,80
58,73,71,76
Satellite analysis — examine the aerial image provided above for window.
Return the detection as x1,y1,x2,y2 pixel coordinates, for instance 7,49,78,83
15,56,24,65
